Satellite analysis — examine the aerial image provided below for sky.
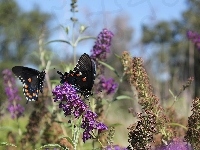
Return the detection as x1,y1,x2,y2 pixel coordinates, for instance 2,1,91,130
16,0,187,58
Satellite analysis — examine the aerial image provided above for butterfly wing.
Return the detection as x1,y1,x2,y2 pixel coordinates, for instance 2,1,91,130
72,53,96,96
12,66,45,102
57,53,96,98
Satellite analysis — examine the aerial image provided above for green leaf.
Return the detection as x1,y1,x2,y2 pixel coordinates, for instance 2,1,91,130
114,95,132,101
0,142,17,147
46,40,71,46
99,61,115,71
79,25,88,33
98,61,120,78
36,144,67,150
109,123,123,127
167,123,187,130
75,36,96,46
114,53,121,59
60,25,70,34
65,26,70,34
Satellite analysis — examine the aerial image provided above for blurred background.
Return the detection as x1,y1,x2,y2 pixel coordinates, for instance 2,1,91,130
0,0,199,147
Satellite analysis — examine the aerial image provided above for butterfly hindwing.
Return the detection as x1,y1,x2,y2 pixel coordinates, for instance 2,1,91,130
12,66,45,103
57,53,96,98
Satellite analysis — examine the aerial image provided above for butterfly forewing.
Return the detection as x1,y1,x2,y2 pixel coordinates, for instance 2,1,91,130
74,53,92,71
58,53,96,98
12,66,45,103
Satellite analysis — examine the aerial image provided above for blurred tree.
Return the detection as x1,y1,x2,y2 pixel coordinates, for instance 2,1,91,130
140,0,200,99
0,0,51,67
108,15,137,110
0,0,52,101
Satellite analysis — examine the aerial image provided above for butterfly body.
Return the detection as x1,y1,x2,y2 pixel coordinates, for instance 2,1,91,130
57,53,96,98
12,66,45,103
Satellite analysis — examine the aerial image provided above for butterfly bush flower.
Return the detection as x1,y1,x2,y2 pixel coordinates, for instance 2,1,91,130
91,28,114,60
156,138,192,150
100,76,118,95
187,30,200,50
2,69,24,119
52,82,108,142
90,28,115,136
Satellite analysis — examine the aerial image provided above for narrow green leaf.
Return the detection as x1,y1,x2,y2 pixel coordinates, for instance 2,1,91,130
169,89,175,98
60,25,69,34
99,61,115,71
109,123,122,127
167,123,187,130
114,53,121,59
114,95,132,101
0,142,17,147
98,61,120,78
79,25,88,33
75,36,96,46
65,26,70,34
36,144,66,150
46,40,71,46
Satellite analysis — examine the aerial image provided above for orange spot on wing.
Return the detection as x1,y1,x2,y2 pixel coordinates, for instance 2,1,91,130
28,78,32,82
29,95,32,98
24,85,28,88
33,93,36,96
76,73,81,76
82,77,87,82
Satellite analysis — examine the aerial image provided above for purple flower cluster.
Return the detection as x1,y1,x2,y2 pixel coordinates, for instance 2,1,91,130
52,82,108,142
81,110,107,142
156,139,192,150
91,28,114,60
99,76,118,95
187,30,200,50
2,69,24,119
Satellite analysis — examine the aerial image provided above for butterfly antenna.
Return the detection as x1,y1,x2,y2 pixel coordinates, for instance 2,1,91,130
57,71,64,76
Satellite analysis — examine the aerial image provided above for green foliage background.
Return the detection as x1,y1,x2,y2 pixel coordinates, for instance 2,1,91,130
0,0,199,149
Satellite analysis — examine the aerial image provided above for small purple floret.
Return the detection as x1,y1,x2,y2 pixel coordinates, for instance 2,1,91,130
52,82,108,142
2,69,24,119
91,28,114,60
100,76,118,95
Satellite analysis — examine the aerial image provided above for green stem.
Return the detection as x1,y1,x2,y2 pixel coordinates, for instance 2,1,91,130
72,9,76,65
39,32,67,137
16,118,22,136
167,123,187,130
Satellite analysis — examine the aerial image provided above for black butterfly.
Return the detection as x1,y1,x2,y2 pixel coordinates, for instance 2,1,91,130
12,66,46,103
57,53,96,98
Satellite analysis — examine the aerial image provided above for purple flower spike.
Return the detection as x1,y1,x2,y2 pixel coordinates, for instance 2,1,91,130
91,28,114,60
7,104,25,119
187,30,200,50
100,76,118,95
52,82,88,117
81,110,108,142
52,82,108,142
105,145,127,150
156,138,192,150
2,69,24,119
